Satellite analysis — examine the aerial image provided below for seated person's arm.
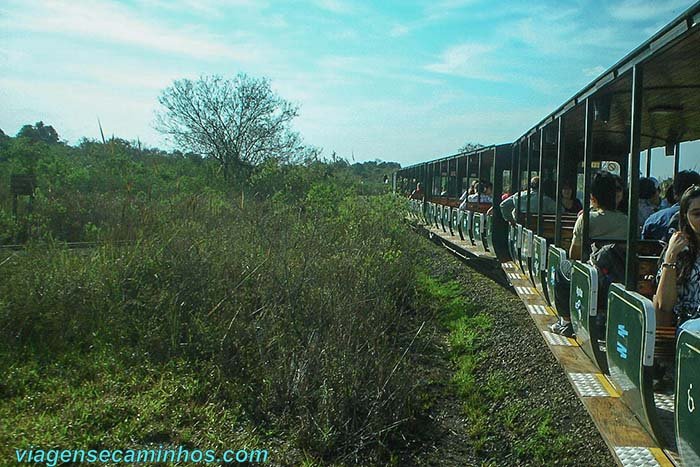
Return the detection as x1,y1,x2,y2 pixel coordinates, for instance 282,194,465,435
569,215,583,260
653,231,687,325
640,218,651,239
569,238,581,261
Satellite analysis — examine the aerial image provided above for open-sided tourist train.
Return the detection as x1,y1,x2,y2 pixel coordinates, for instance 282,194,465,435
395,3,700,466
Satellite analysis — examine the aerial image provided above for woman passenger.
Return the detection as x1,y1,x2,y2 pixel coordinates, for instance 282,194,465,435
560,182,582,214
654,185,700,329
613,174,626,212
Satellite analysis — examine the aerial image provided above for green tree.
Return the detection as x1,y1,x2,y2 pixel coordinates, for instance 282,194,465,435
0,128,9,150
156,74,302,182
17,121,60,145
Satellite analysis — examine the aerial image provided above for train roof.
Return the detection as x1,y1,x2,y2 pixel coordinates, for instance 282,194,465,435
515,1,700,146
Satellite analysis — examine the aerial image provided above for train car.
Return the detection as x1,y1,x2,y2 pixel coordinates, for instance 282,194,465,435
401,144,512,261
396,2,700,465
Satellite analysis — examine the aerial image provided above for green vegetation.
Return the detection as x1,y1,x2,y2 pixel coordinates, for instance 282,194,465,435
414,272,571,465
0,116,572,464
0,124,413,464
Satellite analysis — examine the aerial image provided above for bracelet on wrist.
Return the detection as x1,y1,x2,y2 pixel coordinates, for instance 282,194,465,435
661,262,677,270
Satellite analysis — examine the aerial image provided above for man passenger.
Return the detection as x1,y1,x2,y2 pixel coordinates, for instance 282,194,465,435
499,176,556,224
642,170,700,241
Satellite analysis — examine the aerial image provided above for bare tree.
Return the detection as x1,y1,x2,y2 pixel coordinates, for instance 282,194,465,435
155,74,301,181
459,141,485,153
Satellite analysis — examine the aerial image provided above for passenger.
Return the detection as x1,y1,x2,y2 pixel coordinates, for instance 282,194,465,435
467,181,493,204
642,170,700,241
653,185,700,327
613,174,626,212
638,177,659,226
649,177,662,209
550,173,629,337
560,181,582,214
660,183,674,210
409,182,424,200
499,176,556,224
569,172,628,261
468,179,479,195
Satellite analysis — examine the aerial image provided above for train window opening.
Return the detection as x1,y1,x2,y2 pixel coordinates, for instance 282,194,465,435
558,104,586,251
457,154,468,195
502,170,511,196
467,152,479,201
679,140,700,174
479,149,495,206
540,123,558,238
525,132,541,231
516,139,528,221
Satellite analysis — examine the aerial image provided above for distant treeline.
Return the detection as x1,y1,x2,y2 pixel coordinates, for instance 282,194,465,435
0,122,399,245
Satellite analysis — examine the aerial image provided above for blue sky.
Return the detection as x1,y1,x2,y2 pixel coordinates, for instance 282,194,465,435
0,0,697,169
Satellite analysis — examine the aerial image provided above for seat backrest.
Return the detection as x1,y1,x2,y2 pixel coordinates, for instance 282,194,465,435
532,235,546,274
546,245,567,315
441,205,451,230
571,261,607,372
522,228,532,259
451,208,460,236
606,284,663,443
676,328,700,466
473,213,483,247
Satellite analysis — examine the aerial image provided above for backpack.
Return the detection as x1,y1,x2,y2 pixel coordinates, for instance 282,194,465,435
589,242,627,312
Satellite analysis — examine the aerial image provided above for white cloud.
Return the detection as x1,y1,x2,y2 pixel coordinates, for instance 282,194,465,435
583,65,606,77
389,24,410,37
0,0,258,62
424,0,481,20
135,0,267,17
313,0,354,14
425,43,504,81
503,12,633,56
608,0,691,22
62,63,186,92
315,55,442,86
0,77,162,145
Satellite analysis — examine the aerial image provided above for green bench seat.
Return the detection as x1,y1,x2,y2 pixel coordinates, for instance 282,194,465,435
450,207,460,238
546,245,567,316
532,235,550,304
677,327,700,466
606,283,669,447
483,214,493,252
441,204,450,232
570,261,608,373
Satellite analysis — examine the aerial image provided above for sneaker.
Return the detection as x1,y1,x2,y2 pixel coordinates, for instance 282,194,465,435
550,319,575,337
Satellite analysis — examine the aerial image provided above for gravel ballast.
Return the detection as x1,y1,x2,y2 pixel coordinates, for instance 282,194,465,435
402,234,614,466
